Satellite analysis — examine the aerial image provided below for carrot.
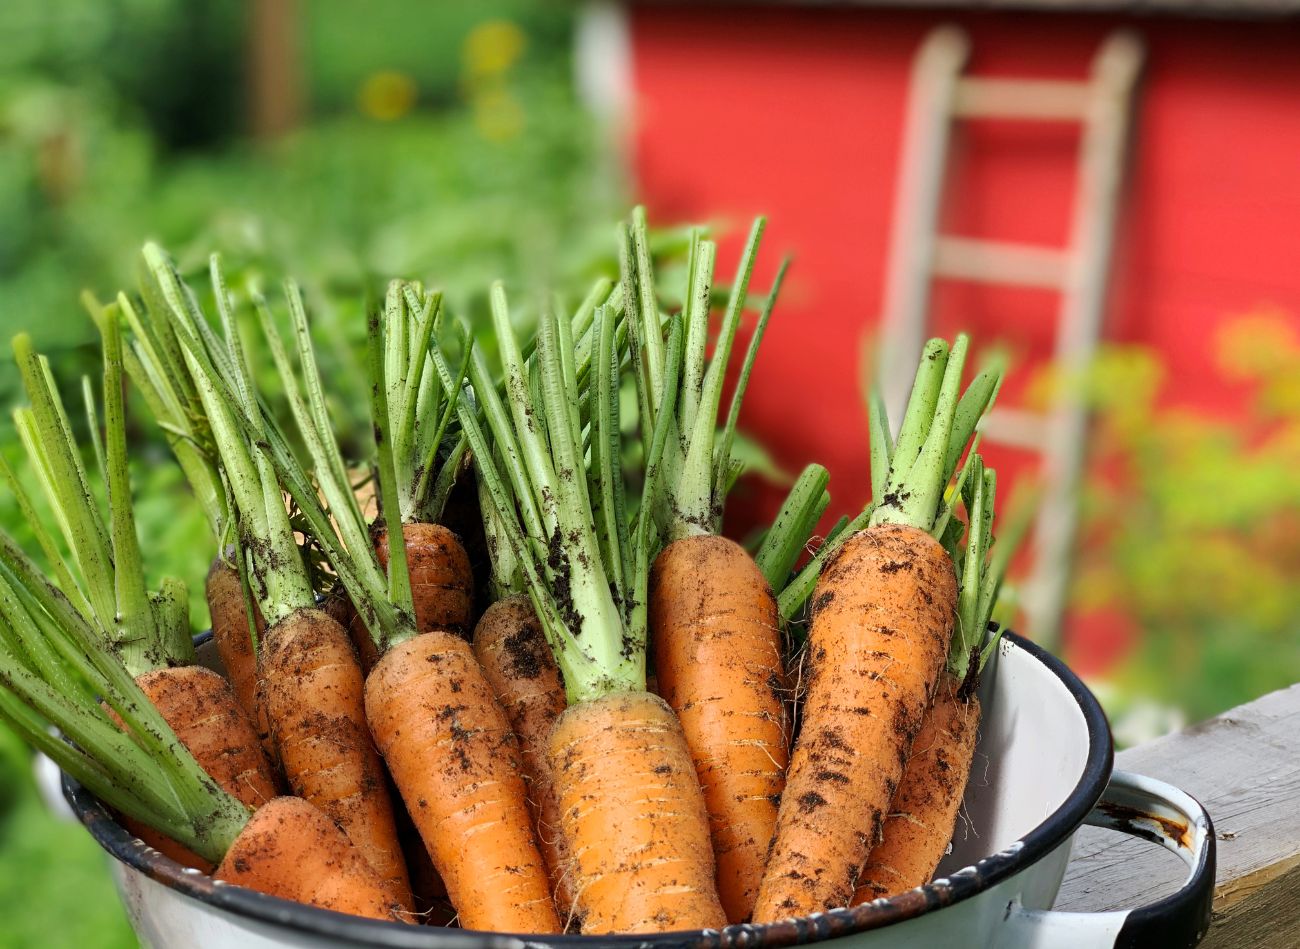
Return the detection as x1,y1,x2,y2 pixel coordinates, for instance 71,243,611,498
754,335,1000,920
216,796,406,921
366,629,561,932
118,666,278,871
148,250,415,912
259,607,412,910
851,673,980,903
626,210,790,923
852,455,1024,902
374,521,473,636
549,691,724,932
650,535,788,922
136,666,277,810
472,594,572,912
448,249,728,933
205,556,264,723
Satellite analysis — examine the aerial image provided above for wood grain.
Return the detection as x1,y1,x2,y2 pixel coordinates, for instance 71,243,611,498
1056,683,1300,948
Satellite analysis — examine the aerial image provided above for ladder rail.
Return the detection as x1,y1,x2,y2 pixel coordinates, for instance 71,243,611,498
875,26,1145,650
1023,31,1145,647
877,26,970,431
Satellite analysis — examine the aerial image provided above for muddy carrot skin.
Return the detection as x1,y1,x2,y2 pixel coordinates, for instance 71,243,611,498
206,558,263,722
113,666,277,871
365,630,561,934
137,666,278,809
852,674,980,903
259,608,413,912
216,796,408,922
374,522,473,636
548,691,728,934
650,534,788,923
754,526,956,920
472,594,573,913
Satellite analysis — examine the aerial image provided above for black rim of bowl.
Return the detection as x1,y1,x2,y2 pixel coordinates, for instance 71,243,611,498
62,630,1114,948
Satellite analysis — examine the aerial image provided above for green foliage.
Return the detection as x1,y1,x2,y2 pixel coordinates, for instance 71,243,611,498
1073,311,1300,722
0,755,133,949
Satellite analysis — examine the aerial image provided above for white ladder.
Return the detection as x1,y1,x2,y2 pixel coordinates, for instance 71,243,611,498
876,26,1145,648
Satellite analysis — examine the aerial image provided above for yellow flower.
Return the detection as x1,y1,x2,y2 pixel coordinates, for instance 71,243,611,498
358,70,417,122
463,19,526,81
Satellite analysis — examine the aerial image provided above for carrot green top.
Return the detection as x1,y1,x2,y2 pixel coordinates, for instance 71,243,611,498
441,227,685,703
775,335,1002,622
0,526,249,863
4,317,193,679
139,246,445,654
619,208,789,543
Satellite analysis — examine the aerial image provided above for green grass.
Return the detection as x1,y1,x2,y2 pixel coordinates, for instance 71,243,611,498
0,726,134,949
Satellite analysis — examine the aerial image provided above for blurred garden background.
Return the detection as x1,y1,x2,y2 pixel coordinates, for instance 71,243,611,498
2,1,1299,945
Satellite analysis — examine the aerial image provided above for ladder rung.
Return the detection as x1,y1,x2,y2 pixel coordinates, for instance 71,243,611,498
980,408,1049,451
953,78,1092,122
933,237,1069,289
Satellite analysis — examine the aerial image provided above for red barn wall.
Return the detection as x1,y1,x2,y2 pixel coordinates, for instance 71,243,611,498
628,6,1300,656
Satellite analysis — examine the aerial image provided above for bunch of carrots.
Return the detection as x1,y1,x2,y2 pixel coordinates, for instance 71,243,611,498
0,208,1028,935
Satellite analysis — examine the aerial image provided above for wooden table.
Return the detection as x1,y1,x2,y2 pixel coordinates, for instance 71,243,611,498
1056,683,1300,948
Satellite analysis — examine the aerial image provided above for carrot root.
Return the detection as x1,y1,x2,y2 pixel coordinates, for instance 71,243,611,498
853,675,980,903
206,557,263,721
113,666,277,871
259,608,413,911
548,690,727,934
650,534,788,924
375,522,473,636
472,595,573,914
754,525,955,921
366,629,560,934
215,796,407,922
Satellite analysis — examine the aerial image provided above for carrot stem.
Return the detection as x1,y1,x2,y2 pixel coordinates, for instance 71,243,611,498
755,462,831,590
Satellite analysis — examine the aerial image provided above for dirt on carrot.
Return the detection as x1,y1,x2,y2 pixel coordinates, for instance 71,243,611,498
650,534,789,924
548,690,727,934
753,525,955,920
365,629,560,935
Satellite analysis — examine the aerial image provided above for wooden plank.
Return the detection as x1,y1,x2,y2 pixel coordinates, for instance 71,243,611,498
932,236,1069,289
1056,683,1300,948
953,77,1092,121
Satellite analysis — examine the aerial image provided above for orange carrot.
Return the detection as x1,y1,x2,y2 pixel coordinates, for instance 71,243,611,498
136,666,277,810
259,608,414,912
216,796,407,921
374,522,473,636
206,557,265,719
754,526,955,919
852,449,1013,904
365,629,561,934
548,691,727,933
472,594,573,913
650,534,788,923
754,334,996,921
852,674,980,903
116,666,277,870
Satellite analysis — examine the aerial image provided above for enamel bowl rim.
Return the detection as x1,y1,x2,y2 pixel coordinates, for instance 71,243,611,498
62,629,1114,948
